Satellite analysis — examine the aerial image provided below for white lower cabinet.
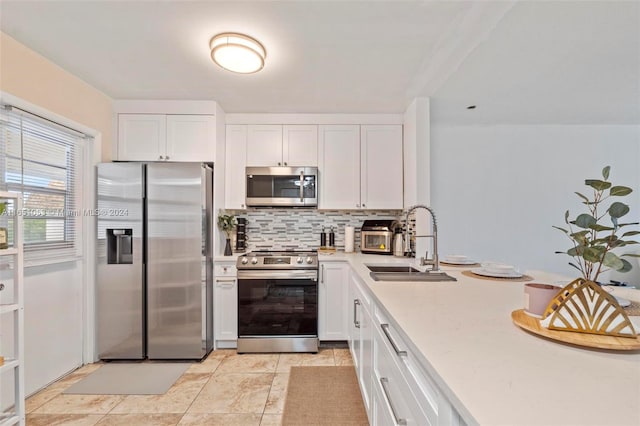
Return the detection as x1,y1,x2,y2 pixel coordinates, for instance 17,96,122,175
349,271,373,419
373,314,431,425
348,264,466,426
214,262,237,348
318,262,349,341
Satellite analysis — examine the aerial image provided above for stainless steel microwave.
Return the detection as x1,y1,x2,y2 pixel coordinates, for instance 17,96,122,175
246,166,318,207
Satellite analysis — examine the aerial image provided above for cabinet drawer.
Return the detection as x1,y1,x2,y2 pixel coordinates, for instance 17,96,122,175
214,263,237,277
374,306,440,424
374,324,429,426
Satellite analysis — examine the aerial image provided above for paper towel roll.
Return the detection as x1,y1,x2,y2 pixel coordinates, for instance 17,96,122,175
344,226,355,253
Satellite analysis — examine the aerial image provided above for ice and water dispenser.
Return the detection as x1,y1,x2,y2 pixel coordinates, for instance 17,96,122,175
106,228,133,264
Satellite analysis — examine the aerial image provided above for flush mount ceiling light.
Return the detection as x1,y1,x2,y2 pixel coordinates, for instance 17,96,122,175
209,32,266,74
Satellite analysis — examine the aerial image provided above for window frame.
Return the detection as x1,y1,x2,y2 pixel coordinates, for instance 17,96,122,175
1,106,88,260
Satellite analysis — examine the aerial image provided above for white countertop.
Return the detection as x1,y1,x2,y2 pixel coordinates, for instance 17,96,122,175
323,252,640,426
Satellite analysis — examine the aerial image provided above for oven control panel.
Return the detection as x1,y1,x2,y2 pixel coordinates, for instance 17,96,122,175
236,251,318,270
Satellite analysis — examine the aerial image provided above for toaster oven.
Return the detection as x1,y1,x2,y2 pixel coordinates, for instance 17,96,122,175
360,220,400,254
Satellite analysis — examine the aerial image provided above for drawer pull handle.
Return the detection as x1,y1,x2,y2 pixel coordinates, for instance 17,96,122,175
215,279,235,288
380,377,408,426
381,323,407,357
353,299,361,328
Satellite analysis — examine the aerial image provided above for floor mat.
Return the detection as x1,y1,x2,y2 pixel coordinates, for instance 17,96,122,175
63,362,190,395
282,366,368,425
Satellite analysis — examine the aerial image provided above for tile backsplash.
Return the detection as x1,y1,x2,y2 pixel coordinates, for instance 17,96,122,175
227,209,403,251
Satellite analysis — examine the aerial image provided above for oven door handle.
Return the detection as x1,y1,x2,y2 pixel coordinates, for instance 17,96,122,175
299,171,304,202
237,270,318,280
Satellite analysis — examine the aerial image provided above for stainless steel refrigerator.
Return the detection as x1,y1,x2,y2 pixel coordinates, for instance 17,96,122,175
96,162,213,360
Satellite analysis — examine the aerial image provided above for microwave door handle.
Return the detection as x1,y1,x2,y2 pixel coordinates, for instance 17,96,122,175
300,171,304,202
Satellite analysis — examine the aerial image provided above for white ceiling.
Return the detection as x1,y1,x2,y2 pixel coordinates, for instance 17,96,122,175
1,1,638,124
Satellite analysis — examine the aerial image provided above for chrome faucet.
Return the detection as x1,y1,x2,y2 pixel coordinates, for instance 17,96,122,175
404,205,439,271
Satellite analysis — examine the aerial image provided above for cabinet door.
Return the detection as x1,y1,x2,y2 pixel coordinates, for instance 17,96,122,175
318,125,360,209
361,125,403,209
117,114,166,161
246,125,283,166
225,125,248,210
214,276,238,343
349,274,361,372
283,125,318,166
318,262,349,341
166,115,215,162
349,272,373,416
359,298,373,414
372,376,396,426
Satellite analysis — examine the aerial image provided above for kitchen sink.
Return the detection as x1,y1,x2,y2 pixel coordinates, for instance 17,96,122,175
365,264,457,281
366,265,421,273
368,270,457,282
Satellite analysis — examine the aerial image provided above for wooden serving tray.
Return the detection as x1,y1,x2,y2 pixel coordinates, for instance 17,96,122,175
511,309,640,351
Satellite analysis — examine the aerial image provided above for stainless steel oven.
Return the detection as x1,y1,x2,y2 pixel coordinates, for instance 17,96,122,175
236,251,319,353
246,167,318,207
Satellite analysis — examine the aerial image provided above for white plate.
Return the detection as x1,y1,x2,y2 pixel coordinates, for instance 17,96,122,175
602,287,632,307
471,267,523,279
441,259,477,265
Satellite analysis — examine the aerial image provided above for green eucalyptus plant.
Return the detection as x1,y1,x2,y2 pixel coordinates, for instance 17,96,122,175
217,212,236,240
554,166,640,282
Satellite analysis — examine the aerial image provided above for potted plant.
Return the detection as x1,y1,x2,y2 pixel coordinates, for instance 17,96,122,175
540,166,640,337
554,165,640,282
217,212,237,256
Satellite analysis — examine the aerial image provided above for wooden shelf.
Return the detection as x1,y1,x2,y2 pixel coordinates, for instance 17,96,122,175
0,304,19,314
0,414,20,426
0,191,19,200
0,192,23,425
0,359,19,374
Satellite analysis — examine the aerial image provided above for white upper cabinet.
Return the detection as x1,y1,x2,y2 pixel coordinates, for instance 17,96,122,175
246,125,283,166
225,125,248,210
283,125,318,166
318,124,403,210
117,114,166,161
166,115,216,162
246,124,318,167
318,125,361,209
117,114,215,161
360,125,403,209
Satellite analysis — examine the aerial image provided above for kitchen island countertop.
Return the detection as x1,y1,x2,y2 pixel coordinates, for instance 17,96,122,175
319,252,640,426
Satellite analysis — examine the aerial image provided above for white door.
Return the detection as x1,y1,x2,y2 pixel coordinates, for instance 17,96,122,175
246,125,283,166
166,115,215,162
225,125,248,210
361,125,403,209
117,114,166,161
318,125,360,209
318,262,349,340
283,125,318,166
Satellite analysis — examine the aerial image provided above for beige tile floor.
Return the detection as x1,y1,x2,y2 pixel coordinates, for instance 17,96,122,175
26,348,355,426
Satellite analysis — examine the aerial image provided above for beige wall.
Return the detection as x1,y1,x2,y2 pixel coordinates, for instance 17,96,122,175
0,32,113,161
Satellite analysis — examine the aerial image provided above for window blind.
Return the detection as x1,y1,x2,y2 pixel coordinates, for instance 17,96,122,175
0,106,87,262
